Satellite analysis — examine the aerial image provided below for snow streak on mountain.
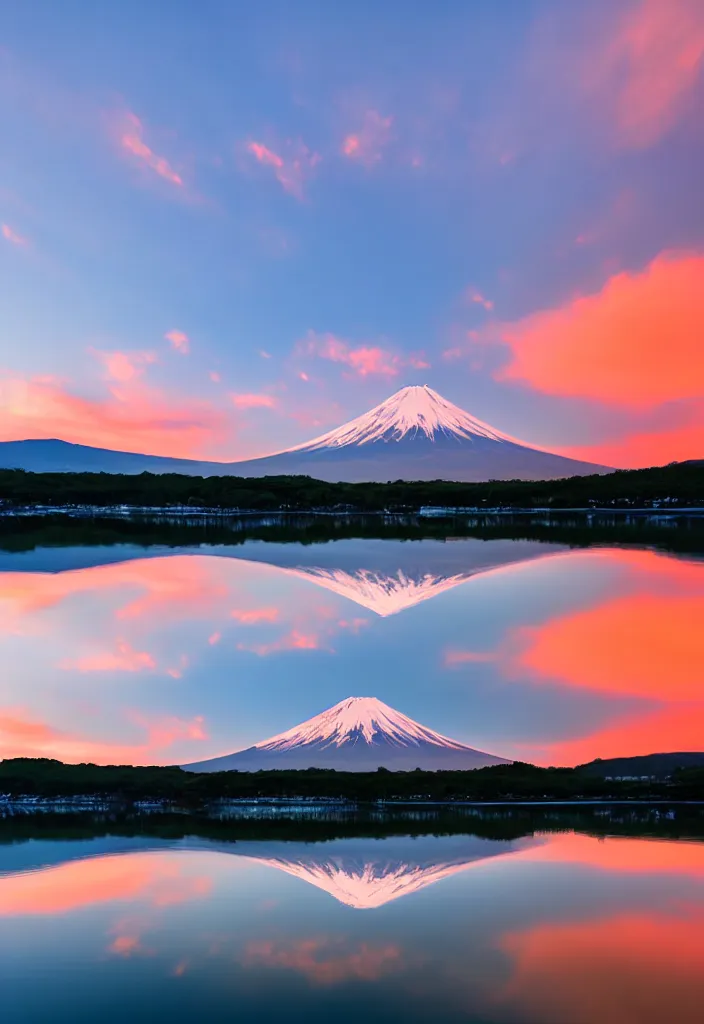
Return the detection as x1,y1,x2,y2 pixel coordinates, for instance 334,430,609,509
287,384,510,449
0,384,610,482
183,696,510,772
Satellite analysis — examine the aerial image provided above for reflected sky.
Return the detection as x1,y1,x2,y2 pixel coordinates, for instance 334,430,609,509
1,828,703,1023
1,533,703,765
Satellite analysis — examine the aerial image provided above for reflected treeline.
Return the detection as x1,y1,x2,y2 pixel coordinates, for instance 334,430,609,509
2,804,704,846
2,511,704,555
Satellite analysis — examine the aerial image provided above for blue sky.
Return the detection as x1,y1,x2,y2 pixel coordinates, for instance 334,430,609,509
1,0,703,465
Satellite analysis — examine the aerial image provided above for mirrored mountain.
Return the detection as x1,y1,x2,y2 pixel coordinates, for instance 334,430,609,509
230,834,539,908
0,536,567,616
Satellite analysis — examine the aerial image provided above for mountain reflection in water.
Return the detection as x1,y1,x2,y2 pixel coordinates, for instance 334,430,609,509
1,515,704,768
1,809,704,1023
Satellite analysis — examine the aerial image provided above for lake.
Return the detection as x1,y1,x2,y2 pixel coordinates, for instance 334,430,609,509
2,512,704,1021
1,805,704,1023
1,511,703,766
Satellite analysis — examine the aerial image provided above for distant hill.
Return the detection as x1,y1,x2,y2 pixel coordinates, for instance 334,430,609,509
578,752,704,779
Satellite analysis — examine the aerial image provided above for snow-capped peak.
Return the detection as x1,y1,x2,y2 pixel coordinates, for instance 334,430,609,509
255,695,470,753
287,385,511,451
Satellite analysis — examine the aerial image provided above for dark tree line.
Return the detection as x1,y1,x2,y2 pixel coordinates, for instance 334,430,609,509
0,461,703,511
2,757,703,803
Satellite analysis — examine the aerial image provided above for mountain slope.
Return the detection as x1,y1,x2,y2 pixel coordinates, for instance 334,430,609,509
183,695,510,772
0,385,609,482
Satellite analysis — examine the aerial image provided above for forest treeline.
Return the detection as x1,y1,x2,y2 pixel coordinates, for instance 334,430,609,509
0,461,703,510
2,758,703,803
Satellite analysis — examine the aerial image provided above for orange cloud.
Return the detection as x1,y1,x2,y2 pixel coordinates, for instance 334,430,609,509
246,139,320,200
496,550,704,762
109,935,142,957
499,907,704,1024
230,393,277,410
542,705,704,765
514,592,704,702
581,0,704,149
120,112,183,186
562,415,704,469
0,852,212,918
0,705,207,764
60,640,156,674
0,370,224,457
496,251,704,408
241,936,403,986
514,830,704,878
165,329,190,354
301,331,400,378
2,223,28,247
341,110,393,166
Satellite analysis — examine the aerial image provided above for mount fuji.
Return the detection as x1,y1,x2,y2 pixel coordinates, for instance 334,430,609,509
0,385,609,482
182,695,510,773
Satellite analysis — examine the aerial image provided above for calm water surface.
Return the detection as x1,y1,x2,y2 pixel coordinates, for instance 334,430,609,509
1,807,703,1023
2,514,704,1021
1,512,703,765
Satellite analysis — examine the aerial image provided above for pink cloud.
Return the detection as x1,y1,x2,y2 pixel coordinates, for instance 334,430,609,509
580,0,704,149
60,640,156,674
300,331,399,378
464,288,494,311
231,606,280,624
241,936,403,987
341,110,393,166
238,629,320,657
2,223,28,247
165,330,190,354
246,139,320,200
119,112,183,186
230,393,278,410
208,632,221,646
92,349,158,383
408,354,431,370
209,371,221,383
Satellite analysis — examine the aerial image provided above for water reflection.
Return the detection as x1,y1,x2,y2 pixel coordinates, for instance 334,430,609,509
0,518,703,766
1,815,704,1023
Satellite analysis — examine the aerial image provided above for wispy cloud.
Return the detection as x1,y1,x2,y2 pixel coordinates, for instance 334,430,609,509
300,331,399,378
580,0,704,149
119,112,183,186
298,331,430,379
245,139,320,199
341,110,393,166
1,223,29,247
165,329,190,354
60,640,156,674
91,349,158,384
230,393,278,410
464,288,494,311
